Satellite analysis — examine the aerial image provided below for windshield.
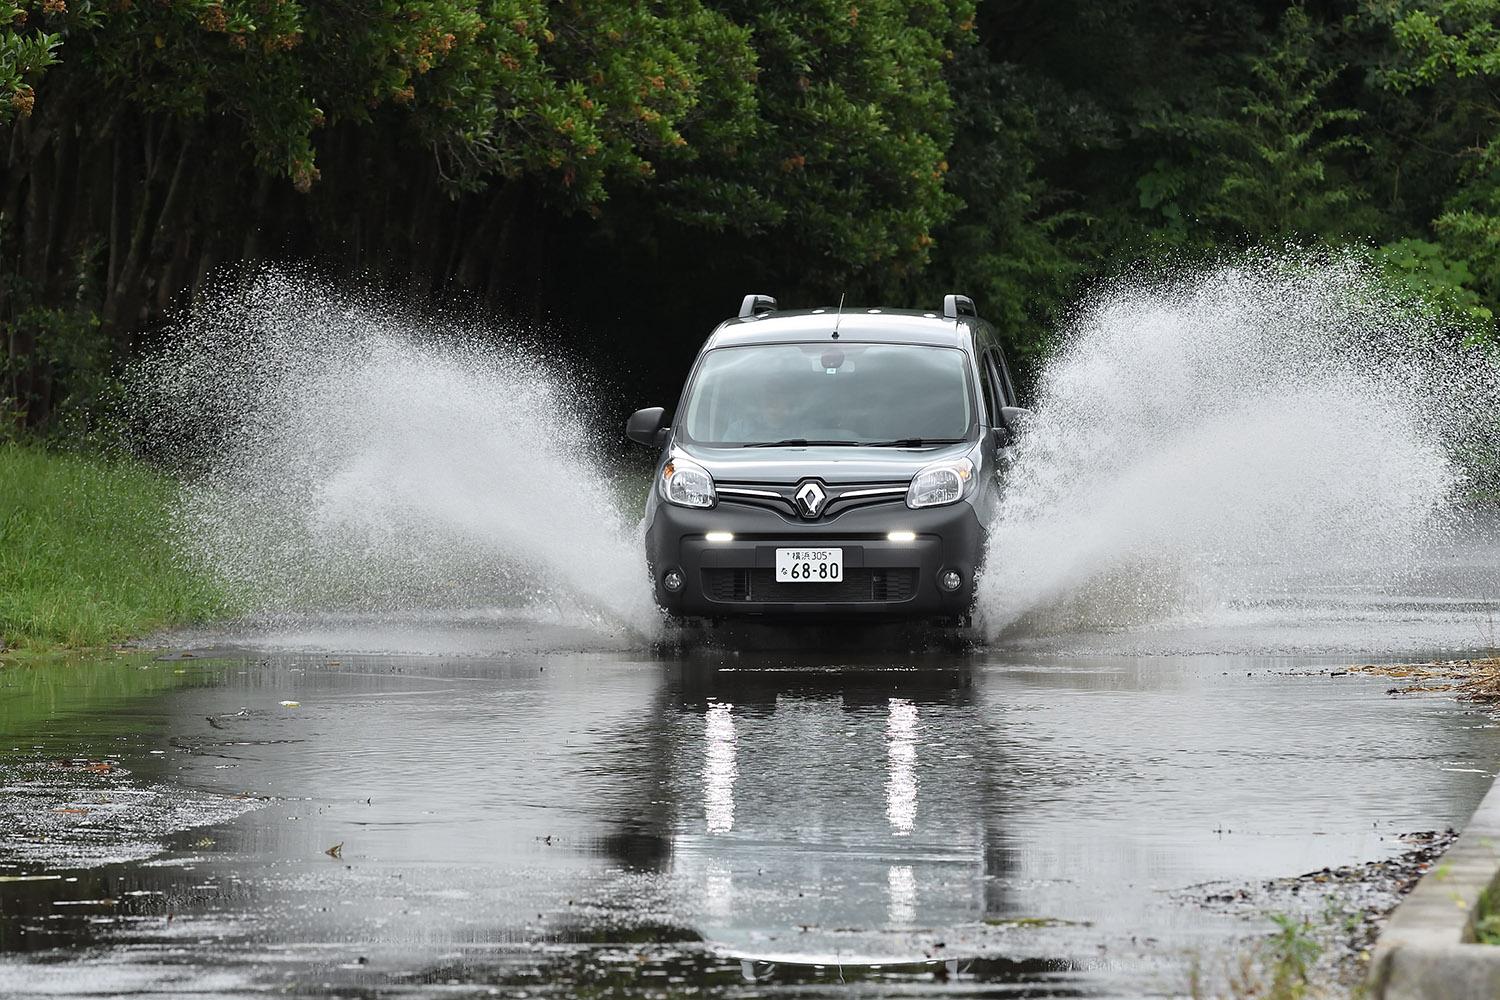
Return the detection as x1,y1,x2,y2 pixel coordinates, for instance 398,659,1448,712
679,343,975,446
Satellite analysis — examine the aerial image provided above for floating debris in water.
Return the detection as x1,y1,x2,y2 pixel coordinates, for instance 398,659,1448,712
0,759,261,870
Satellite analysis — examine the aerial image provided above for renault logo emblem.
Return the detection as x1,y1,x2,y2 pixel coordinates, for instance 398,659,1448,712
794,480,827,518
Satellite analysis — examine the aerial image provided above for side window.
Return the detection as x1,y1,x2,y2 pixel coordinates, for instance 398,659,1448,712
976,350,998,425
990,349,1017,407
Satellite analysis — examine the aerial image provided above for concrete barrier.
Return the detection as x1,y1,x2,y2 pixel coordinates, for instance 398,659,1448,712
1368,776,1500,999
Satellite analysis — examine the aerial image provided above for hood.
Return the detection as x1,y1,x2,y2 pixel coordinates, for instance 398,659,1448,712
671,440,973,484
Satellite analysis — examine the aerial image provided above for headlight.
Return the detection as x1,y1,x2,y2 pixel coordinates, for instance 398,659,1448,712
660,459,715,508
906,457,974,509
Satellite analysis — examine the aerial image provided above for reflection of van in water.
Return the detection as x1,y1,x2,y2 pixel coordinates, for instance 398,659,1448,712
625,294,1029,623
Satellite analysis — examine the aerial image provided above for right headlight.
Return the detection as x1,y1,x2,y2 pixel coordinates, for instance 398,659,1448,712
906,457,975,509
660,459,716,508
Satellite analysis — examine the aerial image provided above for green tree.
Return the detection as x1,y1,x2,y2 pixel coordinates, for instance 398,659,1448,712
0,1,72,123
661,0,976,282
1,0,978,430
1136,6,1370,242
28,0,755,199
908,32,1089,363
1367,0,1500,333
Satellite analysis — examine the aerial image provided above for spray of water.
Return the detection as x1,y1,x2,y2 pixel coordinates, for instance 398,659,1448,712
132,256,1495,649
976,251,1499,640
131,269,660,638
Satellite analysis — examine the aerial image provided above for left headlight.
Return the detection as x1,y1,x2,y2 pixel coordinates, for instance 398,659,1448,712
906,457,974,509
660,459,716,508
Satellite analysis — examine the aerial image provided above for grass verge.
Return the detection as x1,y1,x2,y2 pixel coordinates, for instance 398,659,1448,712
1475,885,1500,945
0,444,229,651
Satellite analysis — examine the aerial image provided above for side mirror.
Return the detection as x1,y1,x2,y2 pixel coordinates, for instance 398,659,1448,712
626,406,668,447
995,406,1032,445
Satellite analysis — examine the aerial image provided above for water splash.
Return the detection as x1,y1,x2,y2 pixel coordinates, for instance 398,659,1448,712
129,258,1496,650
130,268,659,637
977,252,1498,640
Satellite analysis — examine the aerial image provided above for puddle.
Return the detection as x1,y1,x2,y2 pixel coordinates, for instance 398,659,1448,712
1,641,1497,996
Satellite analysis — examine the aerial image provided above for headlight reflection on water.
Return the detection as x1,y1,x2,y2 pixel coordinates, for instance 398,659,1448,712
885,697,919,836
703,700,738,834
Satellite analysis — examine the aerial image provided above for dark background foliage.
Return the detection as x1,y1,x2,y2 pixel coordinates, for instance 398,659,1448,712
3,0,1498,436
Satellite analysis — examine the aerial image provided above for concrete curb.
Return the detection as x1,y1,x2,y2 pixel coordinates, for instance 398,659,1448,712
1368,773,1500,999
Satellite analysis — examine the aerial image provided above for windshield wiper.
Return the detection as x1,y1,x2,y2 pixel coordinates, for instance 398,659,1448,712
741,438,861,448
860,437,969,448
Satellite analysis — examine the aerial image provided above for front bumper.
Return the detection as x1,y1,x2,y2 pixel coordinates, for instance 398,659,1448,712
644,498,985,620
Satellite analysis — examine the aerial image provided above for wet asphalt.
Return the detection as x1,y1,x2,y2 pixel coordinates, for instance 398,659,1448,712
3,612,1499,998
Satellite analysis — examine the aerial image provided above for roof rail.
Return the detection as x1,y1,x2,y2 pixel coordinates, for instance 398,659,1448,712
942,294,978,320
739,293,778,319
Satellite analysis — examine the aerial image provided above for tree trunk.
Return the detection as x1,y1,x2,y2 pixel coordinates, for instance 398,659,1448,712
107,130,124,297
103,120,175,336
144,133,196,330
242,173,272,261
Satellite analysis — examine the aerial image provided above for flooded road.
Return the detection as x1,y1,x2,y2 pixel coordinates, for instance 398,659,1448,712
4,609,1499,997
26,250,1492,997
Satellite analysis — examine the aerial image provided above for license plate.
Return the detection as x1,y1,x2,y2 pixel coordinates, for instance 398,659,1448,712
775,547,843,583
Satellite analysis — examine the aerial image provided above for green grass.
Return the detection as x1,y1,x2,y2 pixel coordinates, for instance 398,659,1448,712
0,444,230,651
1191,912,1327,1000
1474,886,1500,945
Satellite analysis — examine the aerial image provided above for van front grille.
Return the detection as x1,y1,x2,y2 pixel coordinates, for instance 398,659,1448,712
702,568,917,604
716,481,908,521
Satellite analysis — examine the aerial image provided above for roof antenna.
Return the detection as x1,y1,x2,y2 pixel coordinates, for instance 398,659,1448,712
832,293,844,340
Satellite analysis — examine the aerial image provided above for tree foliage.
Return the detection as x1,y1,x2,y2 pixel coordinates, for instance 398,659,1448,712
1365,0,1500,318
3,0,1500,433
0,2,67,122
1136,7,1369,239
